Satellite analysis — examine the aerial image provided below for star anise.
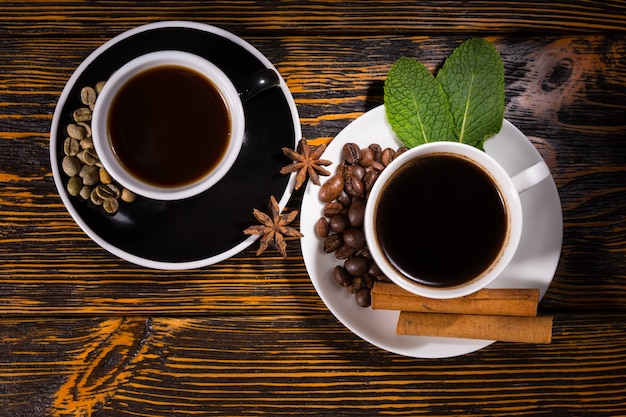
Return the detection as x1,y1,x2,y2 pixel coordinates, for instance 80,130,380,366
281,138,332,190
243,195,304,257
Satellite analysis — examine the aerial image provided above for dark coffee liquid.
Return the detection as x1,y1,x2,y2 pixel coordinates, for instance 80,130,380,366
375,154,507,287
108,65,231,188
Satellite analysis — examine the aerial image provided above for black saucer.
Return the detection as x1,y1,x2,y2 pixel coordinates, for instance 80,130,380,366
50,22,300,269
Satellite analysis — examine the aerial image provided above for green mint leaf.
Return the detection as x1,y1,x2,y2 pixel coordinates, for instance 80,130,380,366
436,38,505,150
384,56,456,147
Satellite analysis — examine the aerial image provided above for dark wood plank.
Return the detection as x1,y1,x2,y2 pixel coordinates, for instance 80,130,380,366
1,0,626,36
1,34,626,314
1,314,625,416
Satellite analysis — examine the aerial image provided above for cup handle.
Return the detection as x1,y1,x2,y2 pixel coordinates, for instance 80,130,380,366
511,160,551,193
237,68,281,103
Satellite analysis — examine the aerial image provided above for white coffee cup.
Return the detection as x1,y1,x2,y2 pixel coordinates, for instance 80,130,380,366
363,141,551,299
92,50,278,201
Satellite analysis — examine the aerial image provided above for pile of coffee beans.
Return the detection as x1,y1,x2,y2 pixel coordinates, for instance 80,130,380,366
316,142,407,307
61,83,136,214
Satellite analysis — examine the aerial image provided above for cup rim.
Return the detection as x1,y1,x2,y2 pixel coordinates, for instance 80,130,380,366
92,50,245,201
363,141,523,299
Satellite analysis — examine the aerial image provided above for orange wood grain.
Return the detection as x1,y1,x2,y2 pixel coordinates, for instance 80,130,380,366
1,314,625,416
1,1,626,36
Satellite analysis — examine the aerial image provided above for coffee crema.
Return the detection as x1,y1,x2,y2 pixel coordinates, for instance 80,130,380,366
108,65,231,188
374,153,508,287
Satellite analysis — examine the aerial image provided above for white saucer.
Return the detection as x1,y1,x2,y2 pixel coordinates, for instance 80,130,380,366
300,105,563,358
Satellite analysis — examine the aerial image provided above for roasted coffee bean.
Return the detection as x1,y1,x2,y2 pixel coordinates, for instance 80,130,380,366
343,227,366,249
337,190,352,207
368,262,382,277
335,160,346,176
352,164,366,180
363,169,380,192
322,201,344,217
369,143,382,161
344,177,364,197
318,174,344,202
362,272,376,289
342,164,355,181
344,255,369,277
333,265,352,287
355,287,372,307
323,233,343,253
371,161,386,171
329,214,349,233
355,247,371,259
316,217,330,237
377,274,392,282
334,243,355,259
323,201,343,217
347,198,366,227
350,276,365,293
381,147,395,166
343,142,361,164
359,147,374,166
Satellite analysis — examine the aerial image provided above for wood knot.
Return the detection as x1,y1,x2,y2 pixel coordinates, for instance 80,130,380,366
541,58,573,92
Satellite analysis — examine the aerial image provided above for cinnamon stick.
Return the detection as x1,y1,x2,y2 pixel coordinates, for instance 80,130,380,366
371,282,540,317
397,311,553,344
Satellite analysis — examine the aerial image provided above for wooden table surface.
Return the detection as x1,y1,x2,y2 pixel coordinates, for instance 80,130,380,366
2,1,626,416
